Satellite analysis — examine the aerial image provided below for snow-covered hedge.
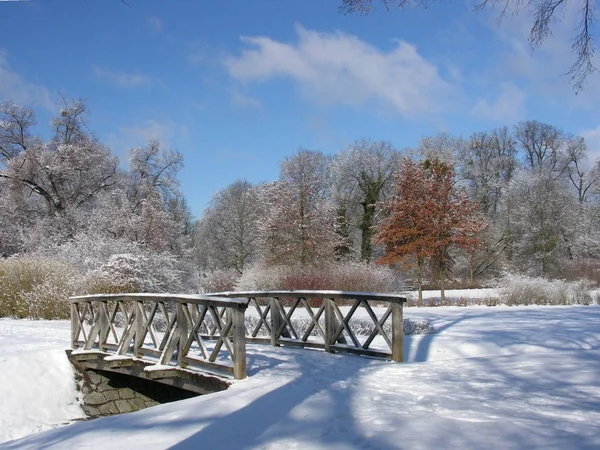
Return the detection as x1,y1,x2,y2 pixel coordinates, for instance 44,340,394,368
0,237,188,319
498,274,594,306
0,256,83,319
236,262,403,293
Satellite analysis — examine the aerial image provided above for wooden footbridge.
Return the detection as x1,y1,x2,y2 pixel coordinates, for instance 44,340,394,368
68,291,407,394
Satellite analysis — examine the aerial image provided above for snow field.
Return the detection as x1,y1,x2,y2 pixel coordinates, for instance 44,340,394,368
1,305,599,449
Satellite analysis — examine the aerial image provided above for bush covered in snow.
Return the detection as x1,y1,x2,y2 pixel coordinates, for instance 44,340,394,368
0,256,84,319
0,235,189,319
236,262,403,293
498,274,593,306
198,269,240,294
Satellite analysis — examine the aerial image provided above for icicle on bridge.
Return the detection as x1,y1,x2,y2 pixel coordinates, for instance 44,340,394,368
68,291,407,394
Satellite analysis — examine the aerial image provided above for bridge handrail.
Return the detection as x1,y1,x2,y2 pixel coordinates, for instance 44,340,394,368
70,293,249,309
208,290,406,364
69,290,407,382
70,292,248,379
209,290,407,303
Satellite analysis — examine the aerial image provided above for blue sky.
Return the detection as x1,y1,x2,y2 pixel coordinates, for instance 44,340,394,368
1,0,600,218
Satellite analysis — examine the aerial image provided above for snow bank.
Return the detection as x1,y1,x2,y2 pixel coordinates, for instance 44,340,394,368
0,319,85,443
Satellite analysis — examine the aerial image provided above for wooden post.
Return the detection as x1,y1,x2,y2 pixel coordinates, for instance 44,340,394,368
391,301,404,363
71,302,80,349
232,307,247,380
324,298,335,353
270,297,281,347
98,301,110,352
133,301,144,357
177,302,189,368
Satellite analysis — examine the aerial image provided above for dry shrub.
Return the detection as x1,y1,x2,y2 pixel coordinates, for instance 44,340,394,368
559,259,600,285
0,256,82,319
237,262,402,293
498,274,593,306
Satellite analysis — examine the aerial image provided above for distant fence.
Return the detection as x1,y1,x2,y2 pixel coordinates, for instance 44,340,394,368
70,291,407,381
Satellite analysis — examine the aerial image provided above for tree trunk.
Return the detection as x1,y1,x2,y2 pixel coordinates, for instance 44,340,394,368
417,257,424,307
439,265,446,304
360,199,376,263
469,253,474,287
334,206,351,260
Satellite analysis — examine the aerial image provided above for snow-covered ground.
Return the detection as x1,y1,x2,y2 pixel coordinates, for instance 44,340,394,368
0,321,85,443
2,305,600,449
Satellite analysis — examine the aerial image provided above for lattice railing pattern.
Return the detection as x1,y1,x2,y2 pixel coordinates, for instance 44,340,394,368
70,291,407,381
70,294,249,379
209,291,406,362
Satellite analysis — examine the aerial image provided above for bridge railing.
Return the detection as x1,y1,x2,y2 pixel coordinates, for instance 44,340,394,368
208,290,407,363
70,293,249,380
70,291,407,381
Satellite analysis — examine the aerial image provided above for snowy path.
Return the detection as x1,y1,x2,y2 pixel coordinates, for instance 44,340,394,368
2,306,600,449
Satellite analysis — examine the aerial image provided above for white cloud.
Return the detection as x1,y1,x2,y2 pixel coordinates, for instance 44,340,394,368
223,25,454,118
470,83,526,122
147,16,162,34
0,49,54,110
93,66,151,88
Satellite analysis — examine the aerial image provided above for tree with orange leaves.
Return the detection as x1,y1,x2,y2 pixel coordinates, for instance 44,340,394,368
375,158,485,304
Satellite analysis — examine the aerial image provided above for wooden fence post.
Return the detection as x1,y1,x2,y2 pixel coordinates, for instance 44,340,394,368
133,301,145,357
324,297,335,353
232,307,247,380
391,302,404,363
71,302,80,349
177,302,189,368
98,300,110,352
270,297,281,347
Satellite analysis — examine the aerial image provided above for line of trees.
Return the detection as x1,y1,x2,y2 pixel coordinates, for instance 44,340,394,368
2,98,600,312
196,121,600,292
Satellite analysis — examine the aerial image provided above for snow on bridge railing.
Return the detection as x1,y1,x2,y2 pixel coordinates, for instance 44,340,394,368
69,291,407,381
208,290,407,363
69,293,249,380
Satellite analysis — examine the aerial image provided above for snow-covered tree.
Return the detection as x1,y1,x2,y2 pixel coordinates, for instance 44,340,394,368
502,170,577,276
331,139,401,262
261,150,339,266
195,180,263,274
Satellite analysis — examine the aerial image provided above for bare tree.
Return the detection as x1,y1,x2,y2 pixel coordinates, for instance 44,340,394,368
0,101,36,163
514,120,572,177
51,96,91,146
460,127,518,219
261,149,339,266
564,136,598,203
195,180,262,274
332,140,401,262
127,139,183,210
502,170,577,276
339,0,597,91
